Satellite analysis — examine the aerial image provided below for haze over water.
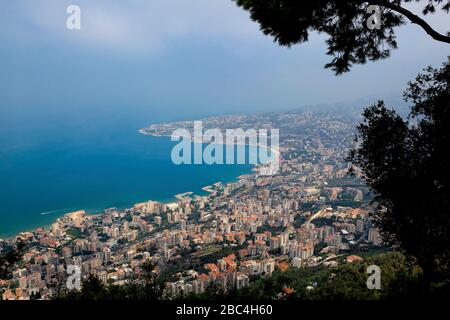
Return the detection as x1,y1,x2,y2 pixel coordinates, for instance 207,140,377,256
1,0,446,238
0,108,252,238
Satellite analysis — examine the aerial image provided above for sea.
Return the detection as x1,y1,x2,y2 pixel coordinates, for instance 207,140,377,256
0,108,253,238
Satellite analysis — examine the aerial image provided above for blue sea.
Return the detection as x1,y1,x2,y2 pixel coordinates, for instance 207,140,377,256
0,108,252,238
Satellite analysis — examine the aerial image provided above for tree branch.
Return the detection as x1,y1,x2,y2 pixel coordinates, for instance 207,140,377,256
374,0,450,44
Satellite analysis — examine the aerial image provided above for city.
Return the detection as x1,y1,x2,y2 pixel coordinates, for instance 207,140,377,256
0,111,385,300
1,0,448,313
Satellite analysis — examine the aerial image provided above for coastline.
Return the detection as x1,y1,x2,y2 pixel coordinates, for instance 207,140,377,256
1,127,266,240
139,129,280,160
0,160,253,241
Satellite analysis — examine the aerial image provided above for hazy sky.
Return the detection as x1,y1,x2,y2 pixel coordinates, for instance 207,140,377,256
0,0,449,121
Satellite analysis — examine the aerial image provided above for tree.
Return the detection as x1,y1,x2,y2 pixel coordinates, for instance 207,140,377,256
234,0,450,74
348,57,450,289
141,259,157,285
55,263,165,301
0,241,25,280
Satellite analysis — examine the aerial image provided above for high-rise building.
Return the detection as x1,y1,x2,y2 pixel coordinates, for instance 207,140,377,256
356,219,364,233
368,228,382,246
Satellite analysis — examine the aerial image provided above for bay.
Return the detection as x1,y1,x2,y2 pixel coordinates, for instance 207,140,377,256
0,109,252,238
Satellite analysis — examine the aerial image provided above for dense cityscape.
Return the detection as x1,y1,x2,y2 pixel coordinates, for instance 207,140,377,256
0,111,385,300
1,1,448,318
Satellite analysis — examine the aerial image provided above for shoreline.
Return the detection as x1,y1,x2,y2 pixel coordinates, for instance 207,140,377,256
1,128,268,241
0,162,253,241
139,129,280,159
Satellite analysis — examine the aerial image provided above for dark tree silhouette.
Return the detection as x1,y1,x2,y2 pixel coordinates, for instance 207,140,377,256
0,241,25,280
234,0,450,74
348,57,450,287
55,263,164,300
141,260,157,285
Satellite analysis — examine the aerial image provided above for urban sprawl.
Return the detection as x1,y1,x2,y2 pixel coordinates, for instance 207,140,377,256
0,111,384,300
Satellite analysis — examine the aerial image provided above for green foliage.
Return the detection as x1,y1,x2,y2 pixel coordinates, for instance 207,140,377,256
349,58,450,285
235,252,430,300
57,273,164,301
54,251,450,300
141,260,157,285
0,241,25,280
66,228,84,239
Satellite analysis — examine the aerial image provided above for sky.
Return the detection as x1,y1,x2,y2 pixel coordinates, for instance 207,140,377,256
0,0,449,123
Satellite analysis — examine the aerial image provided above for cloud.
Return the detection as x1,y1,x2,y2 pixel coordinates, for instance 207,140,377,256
1,0,264,55
3,0,446,56
0,0,448,112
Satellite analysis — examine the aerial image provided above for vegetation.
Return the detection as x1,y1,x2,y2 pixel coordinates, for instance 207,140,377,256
66,228,84,239
56,260,164,301
0,241,25,280
234,0,450,74
349,58,450,289
234,0,450,299
55,252,449,300
187,252,448,300
20,2,450,302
